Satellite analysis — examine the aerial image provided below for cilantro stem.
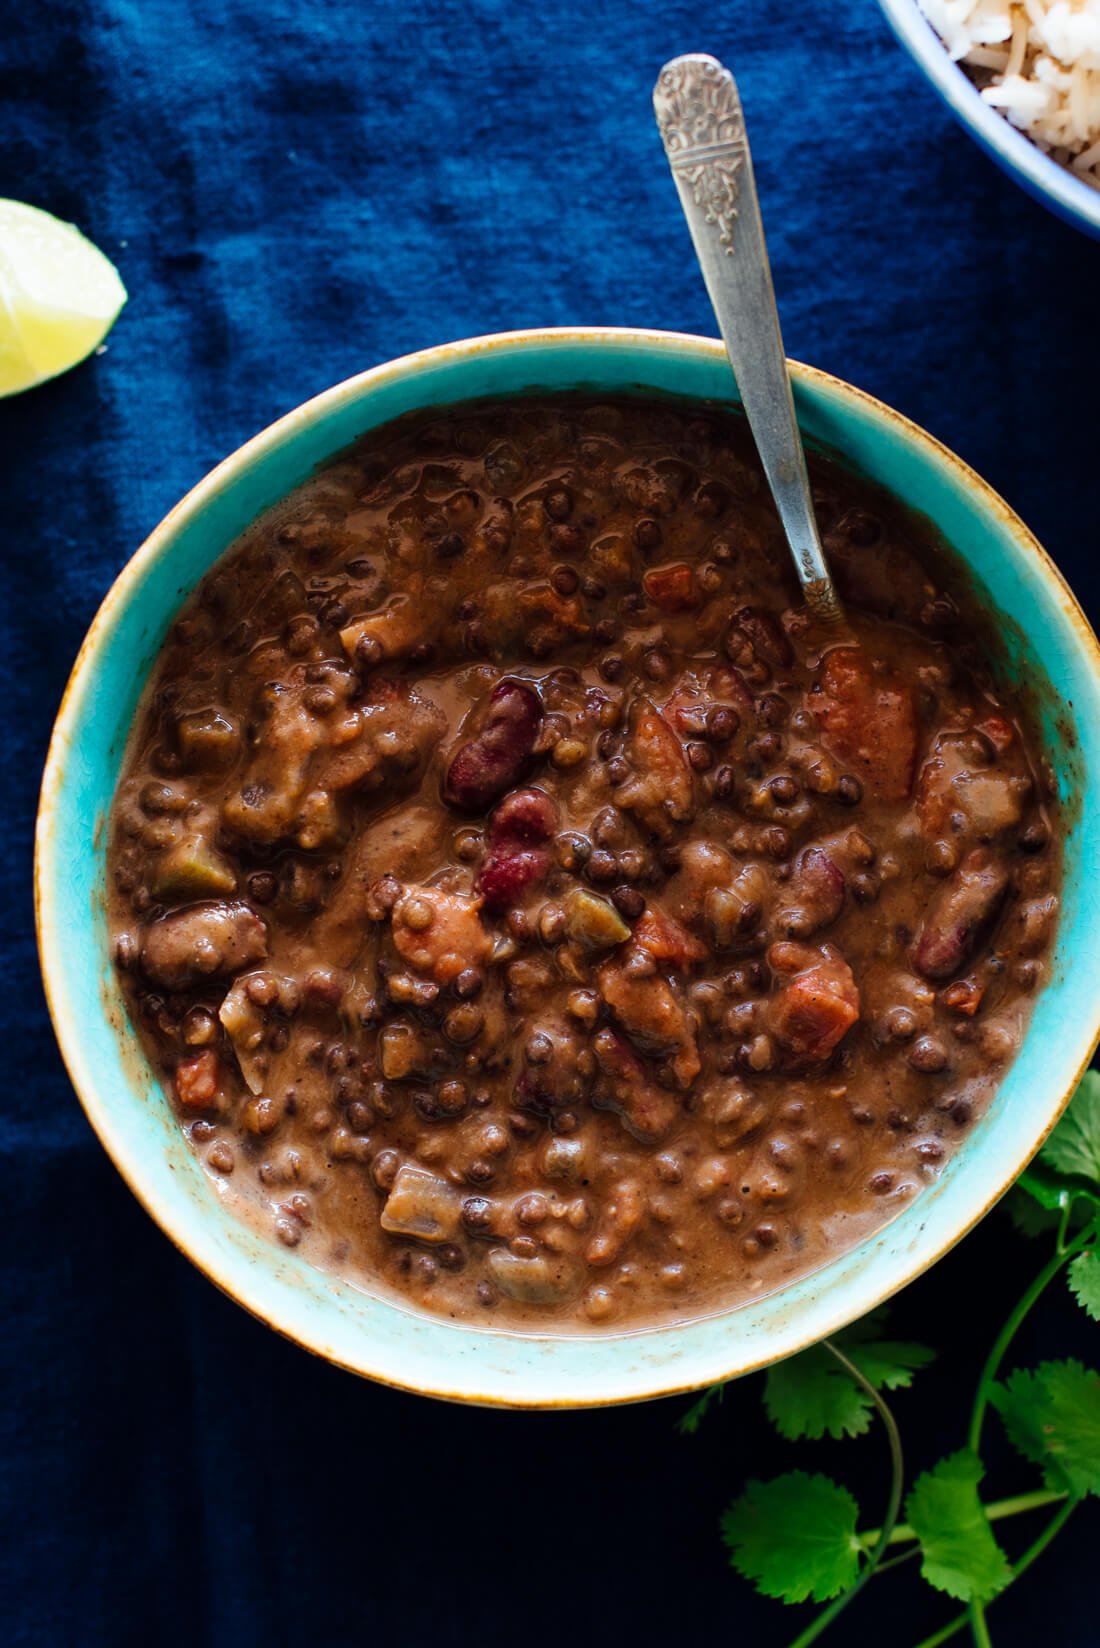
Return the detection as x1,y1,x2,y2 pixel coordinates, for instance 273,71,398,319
978,1487,1066,1523
967,1603,992,1648
1006,1495,1079,1583
907,1498,1081,1648
955,1218,1097,1648
909,1613,970,1648
873,1545,922,1576
782,1341,904,1648
967,1219,1097,1457
861,1487,1067,1550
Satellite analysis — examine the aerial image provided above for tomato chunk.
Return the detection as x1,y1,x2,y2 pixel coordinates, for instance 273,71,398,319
175,1050,221,1109
618,696,694,838
811,648,918,802
767,942,860,1066
597,961,701,1089
643,563,699,612
632,907,706,969
975,715,1015,755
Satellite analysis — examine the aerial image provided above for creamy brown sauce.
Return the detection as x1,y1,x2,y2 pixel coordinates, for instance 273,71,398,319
106,397,1061,1329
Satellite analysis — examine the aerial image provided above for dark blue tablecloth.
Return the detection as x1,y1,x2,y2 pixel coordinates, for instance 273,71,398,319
4,2,1098,1643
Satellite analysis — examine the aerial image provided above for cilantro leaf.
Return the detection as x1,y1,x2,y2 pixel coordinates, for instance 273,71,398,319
850,1336,936,1393
764,1313,934,1442
1068,1249,1100,1322
720,1472,861,1604
765,1350,873,1442
1006,1181,1095,1237
1017,1160,1082,1212
676,1382,724,1436
904,1450,1011,1604
1040,1070,1100,1187
992,1360,1100,1498
1005,1184,1063,1236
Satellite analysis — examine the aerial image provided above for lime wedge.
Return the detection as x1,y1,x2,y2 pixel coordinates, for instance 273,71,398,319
0,199,127,397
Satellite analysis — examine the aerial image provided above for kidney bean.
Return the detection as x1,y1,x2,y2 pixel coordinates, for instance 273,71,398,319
478,850,550,912
914,852,1009,980
726,607,793,678
778,846,846,937
443,679,543,811
476,786,560,911
488,786,559,849
799,846,845,905
591,1028,678,1142
141,901,268,992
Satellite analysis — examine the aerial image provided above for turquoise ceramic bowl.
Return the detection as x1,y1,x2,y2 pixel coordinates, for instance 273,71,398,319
36,329,1100,1407
879,0,1100,239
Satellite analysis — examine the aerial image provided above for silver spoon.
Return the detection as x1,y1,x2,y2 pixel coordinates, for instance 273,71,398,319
654,52,843,624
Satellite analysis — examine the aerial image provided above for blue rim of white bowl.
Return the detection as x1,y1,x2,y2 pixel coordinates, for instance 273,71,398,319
878,0,1100,238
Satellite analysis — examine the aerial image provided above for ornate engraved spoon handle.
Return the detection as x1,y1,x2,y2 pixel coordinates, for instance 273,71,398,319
654,53,842,622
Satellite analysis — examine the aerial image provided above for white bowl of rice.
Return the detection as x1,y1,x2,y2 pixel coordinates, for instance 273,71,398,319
879,0,1100,236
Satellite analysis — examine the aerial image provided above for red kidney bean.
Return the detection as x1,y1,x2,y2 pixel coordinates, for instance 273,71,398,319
478,850,550,912
591,1027,678,1142
489,786,559,848
512,1070,552,1115
914,851,1009,980
443,679,543,811
727,606,793,673
780,846,846,936
141,901,267,992
476,786,561,911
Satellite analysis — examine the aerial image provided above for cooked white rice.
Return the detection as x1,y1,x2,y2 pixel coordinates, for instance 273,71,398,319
917,1,1100,188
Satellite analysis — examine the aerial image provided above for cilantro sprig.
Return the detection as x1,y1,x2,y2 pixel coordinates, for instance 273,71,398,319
677,1068,1100,1648
763,1311,934,1442
721,1472,862,1603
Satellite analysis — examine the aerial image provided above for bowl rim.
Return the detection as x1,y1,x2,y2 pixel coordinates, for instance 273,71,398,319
877,0,1100,236
35,325,1100,1407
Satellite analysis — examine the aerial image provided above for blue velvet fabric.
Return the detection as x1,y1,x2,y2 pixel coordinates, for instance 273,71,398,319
3,2,1098,1643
